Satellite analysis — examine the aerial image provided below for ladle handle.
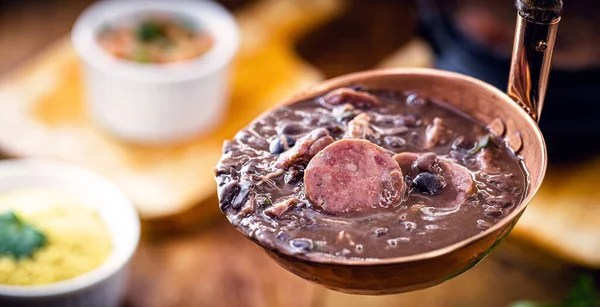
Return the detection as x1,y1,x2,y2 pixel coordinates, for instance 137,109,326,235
507,0,562,122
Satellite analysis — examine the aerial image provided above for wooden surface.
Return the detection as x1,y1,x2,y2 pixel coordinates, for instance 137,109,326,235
0,1,595,306
126,218,570,307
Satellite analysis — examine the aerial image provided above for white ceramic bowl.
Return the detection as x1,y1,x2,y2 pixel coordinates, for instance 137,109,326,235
0,159,140,307
72,0,239,144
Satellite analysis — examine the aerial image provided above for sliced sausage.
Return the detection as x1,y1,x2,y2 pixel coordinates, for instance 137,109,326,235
321,88,380,109
275,128,334,169
304,139,406,215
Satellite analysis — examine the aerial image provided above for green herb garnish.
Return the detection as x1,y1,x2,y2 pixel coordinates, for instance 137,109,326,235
509,274,599,307
0,211,46,259
136,20,165,42
263,198,272,207
468,134,492,155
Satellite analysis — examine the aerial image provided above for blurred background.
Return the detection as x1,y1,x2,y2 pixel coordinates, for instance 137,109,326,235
0,0,599,306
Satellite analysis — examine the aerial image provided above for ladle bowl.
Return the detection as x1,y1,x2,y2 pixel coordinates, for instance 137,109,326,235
239,68,547,295
219,0,561,295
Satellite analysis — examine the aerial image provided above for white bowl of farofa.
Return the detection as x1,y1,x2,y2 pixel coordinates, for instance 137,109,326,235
0,159,140,307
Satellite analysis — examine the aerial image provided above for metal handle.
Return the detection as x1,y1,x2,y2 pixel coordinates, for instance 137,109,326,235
507,0,562,122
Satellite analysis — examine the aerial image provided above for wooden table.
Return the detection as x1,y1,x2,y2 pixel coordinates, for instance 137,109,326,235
0,1,582,306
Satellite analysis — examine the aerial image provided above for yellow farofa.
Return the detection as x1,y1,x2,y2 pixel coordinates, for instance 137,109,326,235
0,189,112,286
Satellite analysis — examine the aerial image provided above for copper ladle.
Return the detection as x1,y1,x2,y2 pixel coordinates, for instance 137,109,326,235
220,0,561,294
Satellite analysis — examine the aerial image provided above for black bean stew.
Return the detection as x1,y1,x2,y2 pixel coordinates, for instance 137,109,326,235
215,87,527,260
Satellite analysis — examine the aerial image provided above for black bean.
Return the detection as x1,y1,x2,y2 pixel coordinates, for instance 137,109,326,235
214,164,233,177
484,207,504,218
289,238,313,253
231,180,251,210
451,136,472,151
373,114,397,125
402,221,417,232
285,166,304,185
401,114,422,127
269,135,295,154
485,196,513,209
279,123,305,135
413,173,445,195
406,93,427,107
384,136,406,148
336,111,358,123
374,228,388,237
350,85,368,92
276,232,287,241
325,124,344,135
218,180,239,210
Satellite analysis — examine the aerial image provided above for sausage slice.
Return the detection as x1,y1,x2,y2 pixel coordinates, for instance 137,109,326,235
304,139,406,215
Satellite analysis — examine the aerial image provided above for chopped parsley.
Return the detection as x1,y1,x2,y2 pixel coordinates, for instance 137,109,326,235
136,20,166,42
0,211,47,259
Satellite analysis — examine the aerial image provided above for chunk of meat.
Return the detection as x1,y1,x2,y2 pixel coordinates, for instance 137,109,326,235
343,113,378,139
331,103,355,118
264,198,298,218
476,148,501,173
424,117,448,149
321,88,380,108
275,128,334,169
304,139,406,215
239,195,257,216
